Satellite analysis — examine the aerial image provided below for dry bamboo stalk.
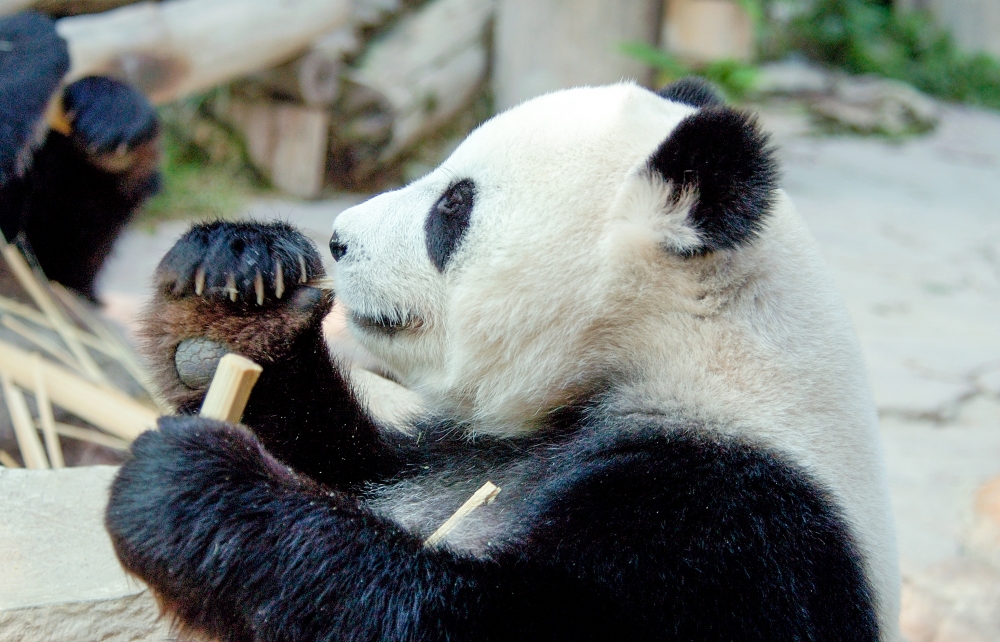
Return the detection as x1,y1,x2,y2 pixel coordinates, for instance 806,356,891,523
53,422,130,451
424,481,500,548
0,338,158,440
2,315,84,374
0,449,21,467
0,295,110,355
199,353,262,424
32,353,65,468
0,241,107,383
1,372,49,469
50,283,171,412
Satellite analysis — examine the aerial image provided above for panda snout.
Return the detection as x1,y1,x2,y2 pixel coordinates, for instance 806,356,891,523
329,232,348,261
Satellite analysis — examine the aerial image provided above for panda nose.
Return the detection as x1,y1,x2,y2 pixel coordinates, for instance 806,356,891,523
329,232,348,261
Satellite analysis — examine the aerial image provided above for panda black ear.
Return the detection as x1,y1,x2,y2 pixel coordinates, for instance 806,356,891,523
647,106,778,254
657,77,724,109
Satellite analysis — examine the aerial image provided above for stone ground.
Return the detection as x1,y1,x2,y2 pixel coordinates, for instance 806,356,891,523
94,101,1000,637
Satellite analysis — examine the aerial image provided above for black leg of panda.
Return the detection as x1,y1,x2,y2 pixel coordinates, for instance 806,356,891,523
141,220,401,488
1,76,162,301
107,415,879,642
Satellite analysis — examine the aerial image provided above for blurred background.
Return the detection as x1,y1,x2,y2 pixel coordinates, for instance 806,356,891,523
0,1,998,640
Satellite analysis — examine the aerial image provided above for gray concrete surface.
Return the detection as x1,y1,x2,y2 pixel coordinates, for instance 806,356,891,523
95,102,1000,581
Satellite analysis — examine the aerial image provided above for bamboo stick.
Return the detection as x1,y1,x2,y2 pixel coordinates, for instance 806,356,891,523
0,449,21,468
0,241,107,383
0,338,158,440
1,372,49,469
53,422,130,451
32,353,65,468
199,353,262,424
0,295,110,356
424,481,500,548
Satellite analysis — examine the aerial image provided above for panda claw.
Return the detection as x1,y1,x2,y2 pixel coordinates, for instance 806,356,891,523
298,255,308,284
255,271,265,306
274,261,284,300
226,274,237,302
194,268,206,296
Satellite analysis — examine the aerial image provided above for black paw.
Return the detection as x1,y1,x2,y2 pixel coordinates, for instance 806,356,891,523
64,76,158,156
105,416,291,579
156,221,325,306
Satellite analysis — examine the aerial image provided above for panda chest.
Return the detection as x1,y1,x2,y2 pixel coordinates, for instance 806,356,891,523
364,461,537,556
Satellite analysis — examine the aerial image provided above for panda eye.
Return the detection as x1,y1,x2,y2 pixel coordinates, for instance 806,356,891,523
425,179,475,272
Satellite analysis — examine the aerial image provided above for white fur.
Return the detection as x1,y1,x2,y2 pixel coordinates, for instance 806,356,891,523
331,83,900,640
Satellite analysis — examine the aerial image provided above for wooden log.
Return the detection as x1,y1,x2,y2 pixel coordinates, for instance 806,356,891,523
337,0,493,176
223,98,331,198
242,29,359,107
30,0,142,15
0,338,158,441
0,0,32,15
493,0,660,110
56,0,352,105
661,0,754,65
199,353,261,424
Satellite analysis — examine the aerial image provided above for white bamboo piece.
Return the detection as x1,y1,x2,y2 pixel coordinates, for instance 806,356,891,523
32,353,65,468
199,353,262,424
0,295,110,356
424,481,500,548
0,449,20,467
0,338,158,440
57,0,352,105
0,241,106,383
349,0,493,161
1,373,49,469
2,314,83,373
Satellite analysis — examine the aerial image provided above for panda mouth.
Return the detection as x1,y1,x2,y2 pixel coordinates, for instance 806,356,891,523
350,311,421,337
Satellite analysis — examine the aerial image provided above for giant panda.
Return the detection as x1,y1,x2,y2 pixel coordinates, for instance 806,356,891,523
106,78,900,642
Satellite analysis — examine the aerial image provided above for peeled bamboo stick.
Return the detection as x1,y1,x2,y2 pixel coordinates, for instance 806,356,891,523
424,481,500,548
199,353,262,424
0,449,21,468
0,241,107,383
53,422,130,451
1,373,49,469
0,295,110,355
32,353,65,468
0,338,157,440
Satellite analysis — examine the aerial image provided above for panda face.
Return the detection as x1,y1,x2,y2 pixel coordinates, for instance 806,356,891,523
331,82,779,431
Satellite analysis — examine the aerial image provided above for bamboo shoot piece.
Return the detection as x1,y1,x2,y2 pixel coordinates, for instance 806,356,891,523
56,0,352,105
199,353,262,424
424,481,500,548
1,373,49,469
32,353,65,468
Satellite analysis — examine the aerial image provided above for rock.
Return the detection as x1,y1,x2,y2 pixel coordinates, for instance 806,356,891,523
0,466,170,642
660,0,754,65
978,369,1000,397
967,476,1000,570
755,58,832,96
810,76,941,136
901,560,1000,642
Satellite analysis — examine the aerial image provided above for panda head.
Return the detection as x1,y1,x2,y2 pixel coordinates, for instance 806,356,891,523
331,79,783,432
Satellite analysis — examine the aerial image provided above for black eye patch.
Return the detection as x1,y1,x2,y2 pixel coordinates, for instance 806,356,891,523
425,179,475,272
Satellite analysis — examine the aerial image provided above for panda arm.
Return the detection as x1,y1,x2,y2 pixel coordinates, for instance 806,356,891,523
7,77,161,301
106,416,880,642
143,220,400,488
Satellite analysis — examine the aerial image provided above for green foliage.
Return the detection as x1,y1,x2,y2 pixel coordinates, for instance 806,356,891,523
619,41,759,102
787,0,1000,109
139,93,263,225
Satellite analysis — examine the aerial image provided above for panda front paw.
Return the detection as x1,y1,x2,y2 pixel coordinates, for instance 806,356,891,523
157,221,325,306
141,221,333,408
64,76,158,159
105,416,297,614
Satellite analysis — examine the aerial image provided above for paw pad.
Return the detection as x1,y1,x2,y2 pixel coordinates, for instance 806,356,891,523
175,338,228,389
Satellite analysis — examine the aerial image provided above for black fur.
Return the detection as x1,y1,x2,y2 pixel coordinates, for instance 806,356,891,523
107,410,879,642
657,77,724,109
425,178,475,272
0,61,161,300
648,107,778,254
156,220,323,304
0,11,68,186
